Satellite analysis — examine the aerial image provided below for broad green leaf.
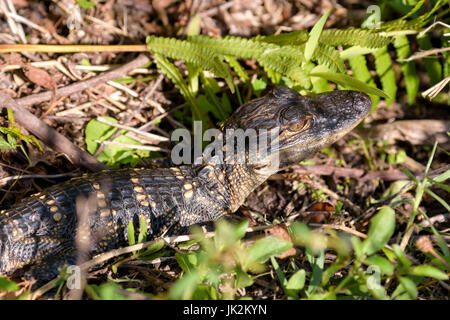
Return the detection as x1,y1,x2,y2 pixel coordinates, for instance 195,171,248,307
309,71,390,99
235,268,254,288
410,265,449,280
397,276,418,300
169,272,199,300
305,10,330,62
186,14,201,37
175,252,198,274
247,236,292,264
85,117,118,154
286,269,306,293
362,206,395,255
0,277,20,292
364,255,394,275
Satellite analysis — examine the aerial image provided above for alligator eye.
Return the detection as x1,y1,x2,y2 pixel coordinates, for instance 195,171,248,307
287,115,312,133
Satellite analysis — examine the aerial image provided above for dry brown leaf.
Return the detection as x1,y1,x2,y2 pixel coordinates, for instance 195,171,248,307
265,225,298,259
23,65,56,91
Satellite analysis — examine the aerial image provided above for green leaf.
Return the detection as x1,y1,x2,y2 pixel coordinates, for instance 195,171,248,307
85,117,118,155
175,252,198,274
286,269,306,294
146,35,234,93
0,136,12,149
373,47,397,106
410,265,449,280
270,256,288,293
137,215,147,244
392,244,412,271
364,255,394,275
247,236,292,265
309,71,390,99
362,206,396,255
394,35,419,105
169,272,199,300
0,277,20,292
305,10,331,62
396,276,418,300
127,220,135,246
77,0,96,9
347,54,380,112
235,268,254,288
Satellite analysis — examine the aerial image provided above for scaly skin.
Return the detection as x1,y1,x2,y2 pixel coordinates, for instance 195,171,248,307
0,86,371,285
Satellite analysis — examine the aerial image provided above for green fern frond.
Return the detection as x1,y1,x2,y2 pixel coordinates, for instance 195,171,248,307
187,35,275,59
320,29,392,48
187,35,308,86
258,54,310,88
373,47,397,106
146,36,234,92
254,30,309,46
312,43,346,73
378,16,429,32
153,52,205,124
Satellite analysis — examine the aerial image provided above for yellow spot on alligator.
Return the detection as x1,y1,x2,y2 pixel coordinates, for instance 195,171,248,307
134,186,144,193
93,182,100,190
97,192,105,199
140,201,149,207
112,209,117,216
136,194,146,201
217,195,224,200
151,201,156,207
100,208,110,217
131,178,140,184
184,190,194,199
53,213,62,222
50,206,58,213
98,200,107,207
183,183,193,190
45,199,55,205
176,175,184,180
39,194,46,200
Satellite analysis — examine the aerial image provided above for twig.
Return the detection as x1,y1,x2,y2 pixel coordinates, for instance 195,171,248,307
96,117,169,143
94,140,170,153
0,92,108,172
1,54,151,172
16,54,151,107
0,172,79,184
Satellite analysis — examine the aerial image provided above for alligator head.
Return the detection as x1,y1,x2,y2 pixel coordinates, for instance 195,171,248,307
222,86,371,177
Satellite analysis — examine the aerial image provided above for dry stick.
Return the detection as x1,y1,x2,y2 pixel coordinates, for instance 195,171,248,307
16,54,150,108
0,93,107,172
1,54,151,172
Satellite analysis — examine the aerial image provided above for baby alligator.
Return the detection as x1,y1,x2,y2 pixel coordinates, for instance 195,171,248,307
0,86,371,285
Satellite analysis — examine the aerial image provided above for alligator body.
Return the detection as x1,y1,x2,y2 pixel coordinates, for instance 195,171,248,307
0,86,371,284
